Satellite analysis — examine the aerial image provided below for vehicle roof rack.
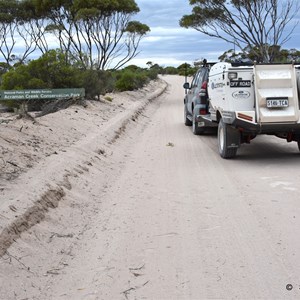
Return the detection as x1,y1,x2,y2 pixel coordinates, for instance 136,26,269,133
194,59,216,68
231,59,254,67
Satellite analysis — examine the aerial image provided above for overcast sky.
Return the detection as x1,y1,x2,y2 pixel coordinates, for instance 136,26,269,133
130,0,300,68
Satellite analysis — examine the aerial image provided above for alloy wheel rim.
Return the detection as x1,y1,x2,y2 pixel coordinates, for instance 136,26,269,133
219,127,224,151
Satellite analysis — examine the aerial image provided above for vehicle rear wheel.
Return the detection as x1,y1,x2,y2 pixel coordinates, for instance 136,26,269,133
192,111,205,135
218,119,238,158
184,104,192,126
297,141,300,151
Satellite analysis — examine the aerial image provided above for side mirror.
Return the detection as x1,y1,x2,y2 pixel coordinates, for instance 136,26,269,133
183,82,190,89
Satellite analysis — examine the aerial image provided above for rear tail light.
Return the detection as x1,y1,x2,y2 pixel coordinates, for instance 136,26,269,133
199,81,208,99
201,81,207,89
199,108,207,115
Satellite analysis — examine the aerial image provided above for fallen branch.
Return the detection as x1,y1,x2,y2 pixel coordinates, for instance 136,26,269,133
7,161,19,168
129,264,145,271
46,269,61,275
36,97,86,117
48,232,74,243
17,111,35,122
121,281,149,299
0,119,14,124
5,251,34,274
0,135,14,144
122,287,135,299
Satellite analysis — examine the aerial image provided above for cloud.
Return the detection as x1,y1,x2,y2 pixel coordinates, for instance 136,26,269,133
131,0,229,67
132,0,300,68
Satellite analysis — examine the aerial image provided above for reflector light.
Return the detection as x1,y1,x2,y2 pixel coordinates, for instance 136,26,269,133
238,113,253,121
228,72,238,80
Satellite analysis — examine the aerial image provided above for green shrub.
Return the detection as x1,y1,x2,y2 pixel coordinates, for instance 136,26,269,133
147,68,158,80
1,65,30,90
164,66,178,75
115,70,137,91
73,69,115,99
115,68,152,92
1,50,77,90
27,78,48,89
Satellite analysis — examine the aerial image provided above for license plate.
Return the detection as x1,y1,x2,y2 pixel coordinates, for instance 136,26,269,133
266,98,288,108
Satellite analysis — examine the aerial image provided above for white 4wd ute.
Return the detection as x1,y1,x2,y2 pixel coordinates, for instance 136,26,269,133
203,62,300,158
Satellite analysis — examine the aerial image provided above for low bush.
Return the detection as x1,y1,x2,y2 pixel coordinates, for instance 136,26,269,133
115,70,139,91
0,51,160,106
114,66,158,92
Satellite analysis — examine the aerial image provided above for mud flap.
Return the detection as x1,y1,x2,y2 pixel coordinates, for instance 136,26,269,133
226,125,241,149
218,119,240,158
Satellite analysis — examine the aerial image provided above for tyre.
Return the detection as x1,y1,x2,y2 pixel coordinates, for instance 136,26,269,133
218,118,238,158
184,104,192,126
297,141,300,151
192,111,205,135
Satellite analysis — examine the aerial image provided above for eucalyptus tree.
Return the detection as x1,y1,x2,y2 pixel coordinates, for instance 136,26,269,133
0,0,45,65
180,0,299,63
19,0,51,55
219,46,300,63
73,0,150,70
32,0,82,65
0,0,19,65
36,0,149,70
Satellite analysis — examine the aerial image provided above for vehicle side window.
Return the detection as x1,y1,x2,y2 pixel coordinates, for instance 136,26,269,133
197,68,209,88
191,69,201,88
202,69,209,82
196,68,206,87
196,70,205,87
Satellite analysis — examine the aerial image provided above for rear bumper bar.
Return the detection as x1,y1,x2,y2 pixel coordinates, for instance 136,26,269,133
195,114,218,128
221,110,300,134
233,118,300,135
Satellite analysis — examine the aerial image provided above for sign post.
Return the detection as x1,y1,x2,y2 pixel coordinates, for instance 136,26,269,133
0,88,85,101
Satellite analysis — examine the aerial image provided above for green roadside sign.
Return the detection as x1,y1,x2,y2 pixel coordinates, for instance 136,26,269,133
0,88,85,101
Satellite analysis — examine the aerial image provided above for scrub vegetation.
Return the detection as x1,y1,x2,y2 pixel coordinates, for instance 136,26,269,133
0,0,196,105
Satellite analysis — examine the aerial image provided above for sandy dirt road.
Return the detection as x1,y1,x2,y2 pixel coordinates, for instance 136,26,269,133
1,75,300,299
